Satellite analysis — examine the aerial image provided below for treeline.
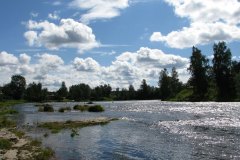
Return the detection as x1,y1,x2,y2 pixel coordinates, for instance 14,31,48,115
0,42,240,102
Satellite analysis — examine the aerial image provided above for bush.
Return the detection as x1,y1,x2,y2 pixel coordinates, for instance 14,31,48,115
73,105,89,112
58,107,71,113
38,104,54,112
88,105,104,112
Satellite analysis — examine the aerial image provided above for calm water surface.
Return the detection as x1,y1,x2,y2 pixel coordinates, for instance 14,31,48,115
14,101,240,160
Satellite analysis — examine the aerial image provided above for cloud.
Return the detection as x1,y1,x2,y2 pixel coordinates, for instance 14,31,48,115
69,0,129,24
0,48,189,90
0,51,19,66
48,11,60,20
151,0,240,48
19,53,31,64
53,1,62,6
38,53,64,67
24,19,99,53
73,57,100,72
24,31,38,46
30,12,39,18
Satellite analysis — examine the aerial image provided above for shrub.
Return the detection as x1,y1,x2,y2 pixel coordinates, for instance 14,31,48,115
88,105,104,112
38,104,54,112
58,107,71,113
73,105,89,112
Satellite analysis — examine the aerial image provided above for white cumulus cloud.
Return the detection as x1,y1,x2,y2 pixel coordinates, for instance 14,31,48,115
73,57,100,72
0,48,189,90
151,0,240,48
0,51,19,66
24,19,99,53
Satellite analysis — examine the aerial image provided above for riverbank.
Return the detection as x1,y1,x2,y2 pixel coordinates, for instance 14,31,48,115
0,100,55,160
0,128,54,159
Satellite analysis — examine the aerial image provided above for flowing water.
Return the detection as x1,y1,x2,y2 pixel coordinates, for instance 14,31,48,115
13,101,240,160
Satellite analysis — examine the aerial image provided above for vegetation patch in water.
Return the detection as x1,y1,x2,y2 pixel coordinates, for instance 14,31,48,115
58,107,71,112
73,104,104,112
38,104,54,112
38,117,117,133
73,105,89,112
88,105,104,112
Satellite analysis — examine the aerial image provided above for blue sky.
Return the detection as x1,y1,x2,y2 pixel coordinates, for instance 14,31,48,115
0,0,240,90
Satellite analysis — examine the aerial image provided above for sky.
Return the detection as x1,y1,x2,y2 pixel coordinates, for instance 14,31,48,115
1,0,240,90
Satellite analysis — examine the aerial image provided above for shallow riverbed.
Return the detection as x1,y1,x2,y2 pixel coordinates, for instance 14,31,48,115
13,101,240,160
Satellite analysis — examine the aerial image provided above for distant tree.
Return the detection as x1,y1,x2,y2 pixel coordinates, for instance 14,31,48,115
128,84,136,100
212,42,235,101
170,67,182,97
120,88,128,100
69,83,91,101
235,73,240,100
56,81,68,100
24,82,47,102
188,47,209,101
232,61,240,74
2,84,13,99
232,61,240,100
138,79,151,100
91,84,112,100
2,75,26,99
158,68,171,100
101,84,112,97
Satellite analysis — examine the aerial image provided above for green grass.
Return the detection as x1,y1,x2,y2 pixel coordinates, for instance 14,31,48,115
0,138,12,149
10,129,25,138
0,116,16,128
170,88,193,101
0,100,25,108
38,118,117,133
30,139,42,146
0,100,23,116
34,147,54,160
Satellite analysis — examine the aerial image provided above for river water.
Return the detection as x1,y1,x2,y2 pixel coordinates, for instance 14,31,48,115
14,101,240,160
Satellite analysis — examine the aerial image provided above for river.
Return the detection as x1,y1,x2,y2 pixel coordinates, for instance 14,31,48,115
13,101,240,160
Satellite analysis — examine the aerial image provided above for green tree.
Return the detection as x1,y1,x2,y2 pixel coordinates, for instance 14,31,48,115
232,61,240,100
158,68,171,100
24,82,47,102
69,83,91,101
188,47,209,101
212,42,235,101
56,82,68,100
128,84,135,100
138,79,150,99
235,73,240,100
2,75,26,99
170,67,182,97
